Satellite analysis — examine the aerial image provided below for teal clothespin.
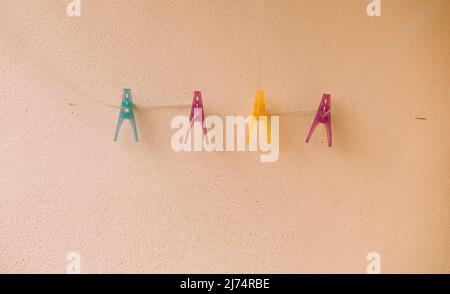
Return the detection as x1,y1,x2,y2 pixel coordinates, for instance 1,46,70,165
114,88,138,142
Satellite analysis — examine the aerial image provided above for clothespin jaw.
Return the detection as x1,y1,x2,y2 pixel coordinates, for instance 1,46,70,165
189,91,206,123
114,88,138,142
184,91,208,144
252,90,267,118
248,90,270,143
306,93,332,147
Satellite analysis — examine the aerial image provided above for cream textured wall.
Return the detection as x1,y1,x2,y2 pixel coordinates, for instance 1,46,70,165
0,0,449,273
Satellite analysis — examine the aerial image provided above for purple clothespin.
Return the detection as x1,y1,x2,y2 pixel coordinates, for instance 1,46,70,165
184,91,208,144
306,93,332,147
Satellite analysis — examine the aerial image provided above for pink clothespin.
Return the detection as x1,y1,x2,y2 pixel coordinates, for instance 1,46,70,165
184,91,208,144
306,93,332,147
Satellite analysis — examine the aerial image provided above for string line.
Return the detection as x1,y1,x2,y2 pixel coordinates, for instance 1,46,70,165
1,1,443,115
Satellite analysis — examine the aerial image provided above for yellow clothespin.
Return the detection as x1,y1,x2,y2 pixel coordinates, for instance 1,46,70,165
248,90,270,144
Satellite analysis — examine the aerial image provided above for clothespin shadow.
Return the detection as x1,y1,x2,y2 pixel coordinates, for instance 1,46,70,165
306,93,332,147
184,91,208,144
114,88,138,142
248,90,270,144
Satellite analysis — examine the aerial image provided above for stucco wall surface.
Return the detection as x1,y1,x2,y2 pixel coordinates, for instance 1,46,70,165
0,0,449,273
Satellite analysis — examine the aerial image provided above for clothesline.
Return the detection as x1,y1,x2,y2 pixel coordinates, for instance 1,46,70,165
2,1,439,118
97,97,316,115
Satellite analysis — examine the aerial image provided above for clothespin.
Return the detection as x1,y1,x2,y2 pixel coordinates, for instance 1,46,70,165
114,88,138,142
306,93,332,147
184,91,208,144
248,90,270,143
